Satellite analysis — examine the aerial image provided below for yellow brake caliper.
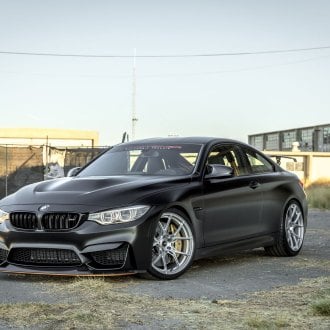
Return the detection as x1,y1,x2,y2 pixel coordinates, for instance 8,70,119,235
170,223,182,254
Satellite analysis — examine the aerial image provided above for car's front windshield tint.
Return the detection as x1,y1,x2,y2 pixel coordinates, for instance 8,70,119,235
77,143,202,177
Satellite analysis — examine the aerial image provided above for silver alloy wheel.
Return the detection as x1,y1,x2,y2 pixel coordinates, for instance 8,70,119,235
285,203,304,251
151,212,194,275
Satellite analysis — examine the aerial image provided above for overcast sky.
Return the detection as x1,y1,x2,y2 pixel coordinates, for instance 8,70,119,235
0,0,330,145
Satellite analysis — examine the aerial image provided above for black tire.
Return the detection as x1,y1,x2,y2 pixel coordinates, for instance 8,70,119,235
146,208,196,280
265,200,305,257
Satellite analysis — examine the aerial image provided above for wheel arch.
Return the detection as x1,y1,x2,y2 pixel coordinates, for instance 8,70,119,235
164,205,191,222
161,203,204,249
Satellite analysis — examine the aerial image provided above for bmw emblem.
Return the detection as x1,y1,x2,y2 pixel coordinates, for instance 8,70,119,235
39,204,50,211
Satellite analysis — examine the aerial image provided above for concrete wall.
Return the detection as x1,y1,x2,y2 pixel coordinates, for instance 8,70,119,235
0,128,99,147
264,151,330,186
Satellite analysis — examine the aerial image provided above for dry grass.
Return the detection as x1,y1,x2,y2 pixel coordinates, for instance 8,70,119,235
0,276,329,329
306,180,330,210
290,257,330,270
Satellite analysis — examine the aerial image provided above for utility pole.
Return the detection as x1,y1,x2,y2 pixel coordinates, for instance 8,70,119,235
131,48,138,140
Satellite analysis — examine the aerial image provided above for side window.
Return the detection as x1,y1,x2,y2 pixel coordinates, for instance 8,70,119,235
207,145,247,176
244,149,274,174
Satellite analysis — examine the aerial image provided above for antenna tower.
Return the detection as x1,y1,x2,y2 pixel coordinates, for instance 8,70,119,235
131,48,138,140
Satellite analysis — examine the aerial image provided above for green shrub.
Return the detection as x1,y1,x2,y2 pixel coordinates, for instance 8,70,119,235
311,298,330,316
306,184,330,210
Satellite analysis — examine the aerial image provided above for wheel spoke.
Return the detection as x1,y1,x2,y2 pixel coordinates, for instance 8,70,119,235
173,236,192,241
290,205,297,219
291,232,301,239
291,234,298,248
173,222,183,236
158,221,165,234
174,250,191,256
287,230,294,247
152,253,162,266
287,209,294,223
293,212,301,224
164,215,172,233
159,222,166,233
161,253,168,273
168,250,180,267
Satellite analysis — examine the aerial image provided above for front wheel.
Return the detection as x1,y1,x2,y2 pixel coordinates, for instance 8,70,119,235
147,209,195,280
265,201,305,256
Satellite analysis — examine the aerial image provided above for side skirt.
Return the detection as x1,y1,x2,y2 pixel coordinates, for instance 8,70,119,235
195,234,276,260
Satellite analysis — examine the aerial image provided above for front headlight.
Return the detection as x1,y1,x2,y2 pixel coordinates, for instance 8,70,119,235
88,205,150,225
0,209,9,224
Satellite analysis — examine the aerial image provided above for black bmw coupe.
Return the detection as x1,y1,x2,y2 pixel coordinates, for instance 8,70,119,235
0,137,307,279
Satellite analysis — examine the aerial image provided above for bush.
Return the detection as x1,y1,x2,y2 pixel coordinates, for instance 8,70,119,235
311,298,330,316
306,182,330,210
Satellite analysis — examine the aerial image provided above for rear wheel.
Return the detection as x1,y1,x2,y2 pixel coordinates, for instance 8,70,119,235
265,201,305,256
147,209,195,280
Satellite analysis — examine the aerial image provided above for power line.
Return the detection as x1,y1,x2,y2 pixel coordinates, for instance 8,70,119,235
1,45,330,58
0,55,330,79
1,53,329,78
142,54,330,78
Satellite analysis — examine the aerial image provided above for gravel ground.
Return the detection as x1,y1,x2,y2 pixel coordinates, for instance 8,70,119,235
0,209,329,329
128,209,330,300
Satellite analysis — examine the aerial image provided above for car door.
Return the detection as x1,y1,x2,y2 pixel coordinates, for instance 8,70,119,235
202,144,263,246
239,146,285,235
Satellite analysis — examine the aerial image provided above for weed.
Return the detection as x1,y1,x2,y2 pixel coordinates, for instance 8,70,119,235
306,182,330,210
311,298,330,316
246,316,289,329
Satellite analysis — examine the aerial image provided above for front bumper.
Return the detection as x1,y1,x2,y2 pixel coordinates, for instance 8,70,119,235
0,211,159,275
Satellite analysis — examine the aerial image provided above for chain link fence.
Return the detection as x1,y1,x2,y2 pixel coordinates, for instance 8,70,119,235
0,145,109,199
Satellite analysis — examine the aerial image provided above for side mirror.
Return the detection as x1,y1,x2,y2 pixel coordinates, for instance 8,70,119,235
205,164,234,179
67,167,81,177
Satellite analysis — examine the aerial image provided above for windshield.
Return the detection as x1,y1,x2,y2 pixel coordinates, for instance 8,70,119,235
77,143,202,177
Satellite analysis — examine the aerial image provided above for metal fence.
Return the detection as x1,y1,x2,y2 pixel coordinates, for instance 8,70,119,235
0,145,109,199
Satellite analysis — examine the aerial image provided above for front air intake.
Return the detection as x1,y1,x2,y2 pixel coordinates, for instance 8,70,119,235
8,248,81,266
0,248,8,264
89,244,129,269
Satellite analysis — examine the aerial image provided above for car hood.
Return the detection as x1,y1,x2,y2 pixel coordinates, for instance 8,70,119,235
0,175,191,212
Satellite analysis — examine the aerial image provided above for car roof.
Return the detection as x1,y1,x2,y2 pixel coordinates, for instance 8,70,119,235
121,136,247,146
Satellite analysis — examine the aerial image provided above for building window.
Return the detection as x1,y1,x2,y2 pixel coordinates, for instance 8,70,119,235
250,135,264,150
282,131,296,150
323,126,330,152
265,133,279,151
300,129,313,151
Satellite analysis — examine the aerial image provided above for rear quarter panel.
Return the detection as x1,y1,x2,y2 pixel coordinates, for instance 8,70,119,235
258,171,307,234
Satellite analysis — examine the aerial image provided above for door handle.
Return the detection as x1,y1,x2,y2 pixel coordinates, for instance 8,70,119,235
249,181,260,190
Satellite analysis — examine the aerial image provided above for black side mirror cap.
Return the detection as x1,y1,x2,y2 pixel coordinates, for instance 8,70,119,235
205,164,234,179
